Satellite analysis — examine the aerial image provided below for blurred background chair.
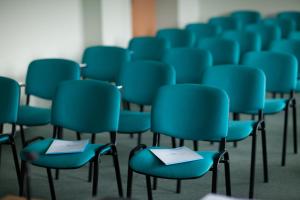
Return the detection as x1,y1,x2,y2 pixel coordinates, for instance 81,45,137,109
156,28,196,48
209,16,241,32
231,10,261,29
277,11,300,30
262,18,296,39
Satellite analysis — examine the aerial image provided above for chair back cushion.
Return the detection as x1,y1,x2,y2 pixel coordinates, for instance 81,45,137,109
156,28,195,48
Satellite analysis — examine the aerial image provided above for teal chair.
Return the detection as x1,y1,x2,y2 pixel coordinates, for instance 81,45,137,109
185,23,222,43
156,28,196,48
278,11,300,30
202,66,266,199
222,30,261,61
209,16,241,31
288,31,300,40
128,37,170,61
127,84,231,200
117,60,175,144
20,80,123,199
262,18,296,38
0,76,21,190
245,23,281,50
197,38,240,65
242,52,298,167
231,10,261,28
81,46,131,82
17,59,80,146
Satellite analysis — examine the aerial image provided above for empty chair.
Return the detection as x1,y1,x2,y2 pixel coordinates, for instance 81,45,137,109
17,59,80,146
222,30,261,61
278,11,300,30
242,52,298,167
202,65,266,198
127,84,231,200
288,31,300,40
156,28,196,48
198,38,239,65
262,18,296,38
162,48,212,84
209,16,241,32
128,36,170,61
185,23,221,43
245,23,281,50
81,46,131,82
20,80,123,199
231,10,261,28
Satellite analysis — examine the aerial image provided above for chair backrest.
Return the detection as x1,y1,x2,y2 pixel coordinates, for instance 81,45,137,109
162,48,212,84
245,23,281,50
231,10,261,28
242,51,297,93
156,28,196,48
278,11,300,30
270,39,300,77
197,38,240,65
185,23,222,43
128,36,170,61
202,65,266,114
209,16,241,32
0,77,20,124
82,46,131,82
288,31,300,40
51,80,120,133
262,18,296,38
222,30,261,60
151,84,229,141
118,60,175,106
25,59,80,100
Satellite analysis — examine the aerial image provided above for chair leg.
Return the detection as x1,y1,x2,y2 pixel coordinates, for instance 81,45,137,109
19,161,31,199
19,161,25,196
171,137,176,148
10,140,21,188
146,175,153,200
112,147,123,197
211,166,218,193
153,177,157,190
127,167,133,198
282,105,289,166
193,141,198,151
292,99,298,154
224,152,231,196
20,125,26,147
76,132,81,140
249,131,257,199
46,168,56,200
88,134,96,182
137,133,142,145
92,159,99,196
176,180,181,193
233,141,238,148
261,121,269,183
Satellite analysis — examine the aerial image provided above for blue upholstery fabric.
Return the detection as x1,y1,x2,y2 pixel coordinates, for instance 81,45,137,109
242,51,298,93
222,30,261,60
263,99,287,114
0,77,19,124
202,66,266,114
296,80,300,92
52,80,121,133
118,111,150,133
162,48,212,84
152,84,229,141
288,31,300,40
128,37,170,61
278,11,300,30
119,60,175,105
227,120,256,142
130,147,217,179
20,138,110,169
185,23,221,43
0,134,10,144
245,24,281,50
25,59,80,100
17,106,51,126
197,38,239,65
82,46,131,82
156,28,196,48
231,10,261,28
263,18,296,38
209,16,241,31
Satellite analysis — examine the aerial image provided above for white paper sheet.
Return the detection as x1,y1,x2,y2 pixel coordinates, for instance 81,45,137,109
46,139,89,154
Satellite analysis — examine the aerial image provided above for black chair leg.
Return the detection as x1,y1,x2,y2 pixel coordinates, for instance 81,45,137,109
137,134,142,145
171,137,176,148
193,141,198,151
261,122,269,183
127,167,133,198
176,180,181,193
146,175,153,200
92,159,99,196
47,168,56,200
19,161,25,196
88,134,96,182
233,141,238,148
292,99,298,154
224,152,231,196
112,147,123,197
249,131,257,199
20,125,26,147
20,161,31,199
282,105,289,166
153,177,157,190
211,166,218,193
76,132,81,140
10,140,21,188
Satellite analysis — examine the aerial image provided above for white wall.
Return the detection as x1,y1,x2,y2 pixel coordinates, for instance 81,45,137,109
177,0,201,28
156,0,178,30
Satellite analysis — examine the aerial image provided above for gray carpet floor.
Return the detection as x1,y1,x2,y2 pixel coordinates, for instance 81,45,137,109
1,100,300,200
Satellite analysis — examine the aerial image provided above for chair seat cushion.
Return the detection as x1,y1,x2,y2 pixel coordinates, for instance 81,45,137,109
118,111,151,133
263,99,287,114
227,120,256,142
129,147,217,179
20,138,111,169
17,105,51,126
0,134,10,144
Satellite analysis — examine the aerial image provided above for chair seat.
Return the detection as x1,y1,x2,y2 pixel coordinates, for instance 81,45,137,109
20,138,111,169
263,99,287,114
227,120,256,142
17,105,51,126
0,134,10,144
296,80,300,92
130,147,217,179
118,111,151,133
